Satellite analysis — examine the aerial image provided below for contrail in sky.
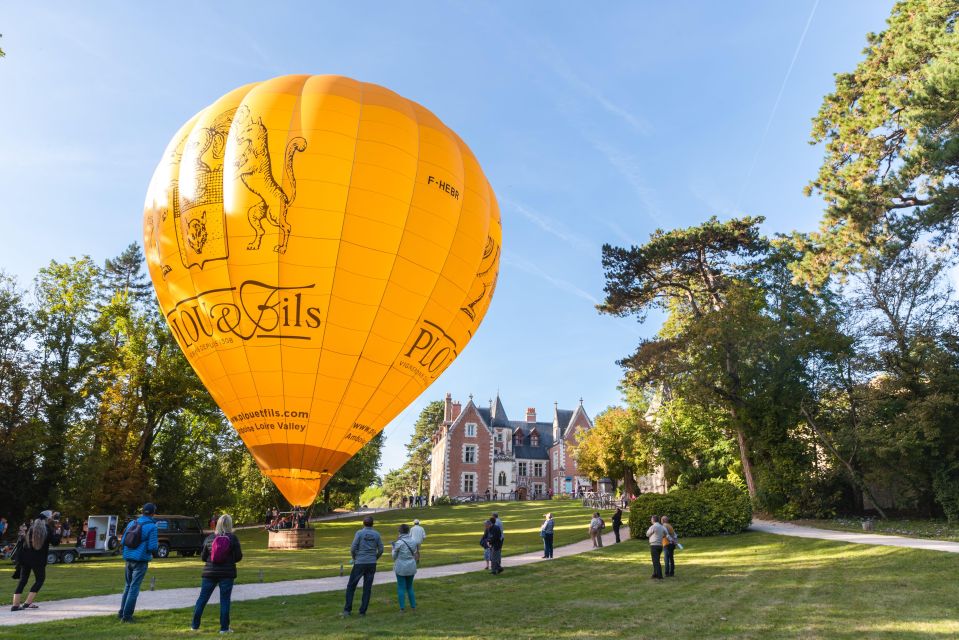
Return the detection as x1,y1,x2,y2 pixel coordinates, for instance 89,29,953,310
736,0,821,211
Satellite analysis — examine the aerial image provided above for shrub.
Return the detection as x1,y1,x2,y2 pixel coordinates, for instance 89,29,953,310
628,480,751,538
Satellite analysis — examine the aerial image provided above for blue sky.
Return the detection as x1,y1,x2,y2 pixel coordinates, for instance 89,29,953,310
0,1,896,472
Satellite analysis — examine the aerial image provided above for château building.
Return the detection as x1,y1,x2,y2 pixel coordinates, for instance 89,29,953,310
429,393,595,500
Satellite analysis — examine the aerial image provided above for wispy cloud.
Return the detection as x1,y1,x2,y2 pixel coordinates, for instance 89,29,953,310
586,136,665,227
505,198,596,255
535,46,653,137
476,3,652,138
503,250,600,306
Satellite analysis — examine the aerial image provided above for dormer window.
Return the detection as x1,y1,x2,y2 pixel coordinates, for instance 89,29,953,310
530,434,539,447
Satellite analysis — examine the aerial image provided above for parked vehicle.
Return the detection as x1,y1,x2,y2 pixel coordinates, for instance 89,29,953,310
151,515,207,558
47,515,120,564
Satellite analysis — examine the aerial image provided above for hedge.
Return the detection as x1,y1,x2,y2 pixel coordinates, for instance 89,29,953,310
628,480,752,538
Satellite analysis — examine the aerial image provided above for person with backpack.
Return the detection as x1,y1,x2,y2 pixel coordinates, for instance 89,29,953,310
662,515,678,577
488,517,504,574
540,513,554,558
589,512,605,547
480,520,492,569
191,513,242,633
118,502,159,622
391,523,419,613
342,516,383,617
11,514,53,611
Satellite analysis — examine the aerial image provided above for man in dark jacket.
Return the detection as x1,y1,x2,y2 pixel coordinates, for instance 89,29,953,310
488,518,504,574
342,516,383,616
118,503,159,622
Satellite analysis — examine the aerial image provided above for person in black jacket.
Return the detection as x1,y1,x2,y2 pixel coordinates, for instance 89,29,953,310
190,514,242,633
488,518,504,574
11,512,54,611
611,508,623,543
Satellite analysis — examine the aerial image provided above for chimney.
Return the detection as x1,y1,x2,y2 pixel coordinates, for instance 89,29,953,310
444,392,452,423
526,407,536,423
452,402,462,421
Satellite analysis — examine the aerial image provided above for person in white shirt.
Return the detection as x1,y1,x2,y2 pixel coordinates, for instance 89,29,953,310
410,519,426,547
645,515,667,579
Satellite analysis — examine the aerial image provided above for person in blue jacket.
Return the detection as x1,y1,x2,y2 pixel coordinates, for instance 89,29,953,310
118,502,159,622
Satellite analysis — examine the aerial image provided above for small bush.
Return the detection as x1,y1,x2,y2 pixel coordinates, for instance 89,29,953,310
628,480,751,538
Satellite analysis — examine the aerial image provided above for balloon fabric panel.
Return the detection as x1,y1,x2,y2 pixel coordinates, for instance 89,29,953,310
144,75,499,506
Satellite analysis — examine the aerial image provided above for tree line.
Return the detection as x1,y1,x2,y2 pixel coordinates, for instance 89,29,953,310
0,245,381,525
581,0,959,520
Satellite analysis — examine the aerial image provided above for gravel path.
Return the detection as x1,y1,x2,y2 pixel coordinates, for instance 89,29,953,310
750,519,959,552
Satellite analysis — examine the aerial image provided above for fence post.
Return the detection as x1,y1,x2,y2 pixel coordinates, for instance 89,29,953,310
259,569,264,583
340,563,344,577
150,576,156,591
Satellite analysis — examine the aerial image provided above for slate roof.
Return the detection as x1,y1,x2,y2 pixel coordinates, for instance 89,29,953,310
510,420,554,460
555,409,574,437
491,395,511,428
476,406,492,427
456,394,585,461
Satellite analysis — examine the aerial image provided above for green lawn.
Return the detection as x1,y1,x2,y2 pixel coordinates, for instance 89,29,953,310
6,531,959,639
796,517,959,542
3,500,595,601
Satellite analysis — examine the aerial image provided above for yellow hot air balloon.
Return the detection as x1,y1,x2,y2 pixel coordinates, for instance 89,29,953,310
143,75,500,506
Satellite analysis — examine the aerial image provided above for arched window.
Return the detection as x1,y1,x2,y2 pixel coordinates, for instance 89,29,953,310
498,471,507,486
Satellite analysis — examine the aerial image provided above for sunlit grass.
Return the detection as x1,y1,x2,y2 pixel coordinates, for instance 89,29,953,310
8,531,959,639
7,500,596,601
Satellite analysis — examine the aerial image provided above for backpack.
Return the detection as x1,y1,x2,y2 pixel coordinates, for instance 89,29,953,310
210,534,232,563
122,521,144,549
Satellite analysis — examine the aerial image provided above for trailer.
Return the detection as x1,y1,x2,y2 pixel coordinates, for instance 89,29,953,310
47,515,120,564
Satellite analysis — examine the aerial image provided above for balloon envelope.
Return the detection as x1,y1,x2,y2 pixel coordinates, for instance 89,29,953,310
143,75,500,505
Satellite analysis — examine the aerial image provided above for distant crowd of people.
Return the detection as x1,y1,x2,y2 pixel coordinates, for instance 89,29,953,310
4,497,682,627
263,507,309,531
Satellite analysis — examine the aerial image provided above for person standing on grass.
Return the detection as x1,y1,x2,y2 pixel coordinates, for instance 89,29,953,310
646,515,667,580
191,514,242,633
540,513,554,558
342,515,383,617
410,519,426,549
611,508,623,543
492,512,504,542
488,517,504,574
391,524,419,613
589,512,604,547
118,502,159,622
11,515,53,611
481,520,493,569
662,516,677,577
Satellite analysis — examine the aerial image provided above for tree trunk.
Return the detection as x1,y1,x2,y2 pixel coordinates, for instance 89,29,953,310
623,469,639,497
800,404,888,520
729,404,757,498
735,427,757,498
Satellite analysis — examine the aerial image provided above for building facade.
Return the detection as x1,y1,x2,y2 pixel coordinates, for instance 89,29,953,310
429,393,595,500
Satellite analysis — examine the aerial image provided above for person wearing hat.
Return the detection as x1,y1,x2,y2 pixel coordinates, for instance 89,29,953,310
118,503,159,622
540,513,554,558
410,519,426,548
